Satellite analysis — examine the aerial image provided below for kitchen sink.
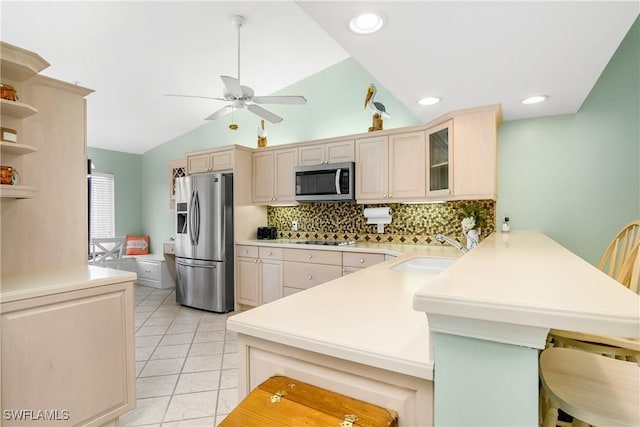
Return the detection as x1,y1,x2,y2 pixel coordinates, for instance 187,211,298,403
295,240,356,246
391,256,457,272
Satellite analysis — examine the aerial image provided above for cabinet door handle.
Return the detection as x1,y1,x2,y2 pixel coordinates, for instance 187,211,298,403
308,254,312,259
308,275,313,280
383,194,387,198
342,268,347,272
360,259,364,263
268,251,272,256
254,259,258,263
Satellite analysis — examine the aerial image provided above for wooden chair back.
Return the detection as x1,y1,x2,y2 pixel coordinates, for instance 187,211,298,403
598,220,640,287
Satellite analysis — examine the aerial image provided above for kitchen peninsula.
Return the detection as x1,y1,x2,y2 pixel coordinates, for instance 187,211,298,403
227,233,640,426
1,266,137,427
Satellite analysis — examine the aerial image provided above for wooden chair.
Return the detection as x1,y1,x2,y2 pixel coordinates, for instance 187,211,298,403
89,237,126,269
597,220,640,288
539,347,640,427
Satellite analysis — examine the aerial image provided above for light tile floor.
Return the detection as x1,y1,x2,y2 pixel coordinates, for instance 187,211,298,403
119,285,238,427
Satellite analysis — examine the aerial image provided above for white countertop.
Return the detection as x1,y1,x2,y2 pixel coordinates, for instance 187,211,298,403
1,265,137,303
236,238,460,258
228,242,462,379
414,232,640,341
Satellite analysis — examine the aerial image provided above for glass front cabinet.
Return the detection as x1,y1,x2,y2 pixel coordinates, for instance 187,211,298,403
426,119,453,198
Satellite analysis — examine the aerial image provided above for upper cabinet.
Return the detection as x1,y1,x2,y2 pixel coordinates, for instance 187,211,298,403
426,120,453,198
298,139,354,166
252,147,298,205
355,131,426,202
187,148,234,174
448,107,500,200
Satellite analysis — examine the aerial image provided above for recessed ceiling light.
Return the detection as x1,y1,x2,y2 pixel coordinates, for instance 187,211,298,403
348,12,386,34
521,95,549,104
418,96,441,106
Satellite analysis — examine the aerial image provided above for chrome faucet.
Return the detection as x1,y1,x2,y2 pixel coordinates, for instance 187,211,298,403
435,234,469,253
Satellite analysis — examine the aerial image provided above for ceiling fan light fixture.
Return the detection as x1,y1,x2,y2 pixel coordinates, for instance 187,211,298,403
418,96,441,106
348,12,386,34
521,95,549,105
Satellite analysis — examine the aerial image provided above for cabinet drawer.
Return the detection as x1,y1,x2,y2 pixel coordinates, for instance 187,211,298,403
283,248,342,265
259,247,283,260
284,262,342,289
137,260,160,281
237,245,259,258
342,252,385,269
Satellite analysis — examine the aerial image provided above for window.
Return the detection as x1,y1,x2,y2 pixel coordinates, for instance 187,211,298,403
90,172,115,240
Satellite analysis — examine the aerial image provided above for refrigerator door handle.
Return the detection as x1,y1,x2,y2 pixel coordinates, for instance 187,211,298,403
176,260,217,268
188,190,196,245
193,191,201,245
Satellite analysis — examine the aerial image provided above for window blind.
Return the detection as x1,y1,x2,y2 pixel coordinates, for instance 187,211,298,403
90,172,115,239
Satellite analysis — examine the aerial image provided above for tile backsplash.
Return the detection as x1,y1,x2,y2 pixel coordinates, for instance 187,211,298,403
267,200,495,245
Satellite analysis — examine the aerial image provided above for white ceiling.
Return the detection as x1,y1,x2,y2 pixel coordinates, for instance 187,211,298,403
2,1,638,155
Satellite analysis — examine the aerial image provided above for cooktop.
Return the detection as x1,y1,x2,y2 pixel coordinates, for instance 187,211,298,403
295,240,356,246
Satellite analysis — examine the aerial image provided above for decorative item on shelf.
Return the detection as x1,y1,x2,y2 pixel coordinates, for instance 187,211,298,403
460,202,488,250
257,119,268,148
364,83,390,132
0,165,19,185
0,83,17,101
1,127,17,143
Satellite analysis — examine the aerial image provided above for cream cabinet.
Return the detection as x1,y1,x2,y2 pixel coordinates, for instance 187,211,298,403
168,159,186,209
1,42,93,275
298,139,355,166
426,120,453,198
187,148,234,174
0,43,46,200
283,248,342,294
1,278,136,427
449,107,499,200
252,147,297,204
342,252,386,275
355,131,426,202
236,245,283,307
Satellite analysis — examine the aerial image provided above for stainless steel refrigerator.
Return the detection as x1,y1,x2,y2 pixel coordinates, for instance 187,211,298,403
175,173,234,312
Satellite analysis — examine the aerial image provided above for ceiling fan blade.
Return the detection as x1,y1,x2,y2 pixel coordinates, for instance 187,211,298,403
220,75,242,97
205,105,233,121
165,94,226,101
252,95,307,105
247,104,283,123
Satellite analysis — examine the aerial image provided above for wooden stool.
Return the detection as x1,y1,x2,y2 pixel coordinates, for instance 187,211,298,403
220,376,398,426
539,347,640,427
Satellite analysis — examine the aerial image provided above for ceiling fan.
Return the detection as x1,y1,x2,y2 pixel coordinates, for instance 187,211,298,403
166,15,307,124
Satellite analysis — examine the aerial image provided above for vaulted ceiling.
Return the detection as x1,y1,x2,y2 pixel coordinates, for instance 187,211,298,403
1,1,637,154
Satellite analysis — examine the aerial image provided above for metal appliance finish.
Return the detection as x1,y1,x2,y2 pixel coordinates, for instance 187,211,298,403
175,173,234,312
294,161,355,202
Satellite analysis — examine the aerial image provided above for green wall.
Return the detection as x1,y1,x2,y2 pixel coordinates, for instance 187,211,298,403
141,58,420,253
497,17,639,265
88,147,143,237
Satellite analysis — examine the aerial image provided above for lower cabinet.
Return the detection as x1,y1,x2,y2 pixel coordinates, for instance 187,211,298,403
236,245,388,305
236,245,283,307
283,248,342,295
118,255,175,289
1,281,136,426
342,252,386,275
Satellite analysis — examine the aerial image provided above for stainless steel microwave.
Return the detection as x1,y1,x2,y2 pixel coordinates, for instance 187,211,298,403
294,161,355,202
